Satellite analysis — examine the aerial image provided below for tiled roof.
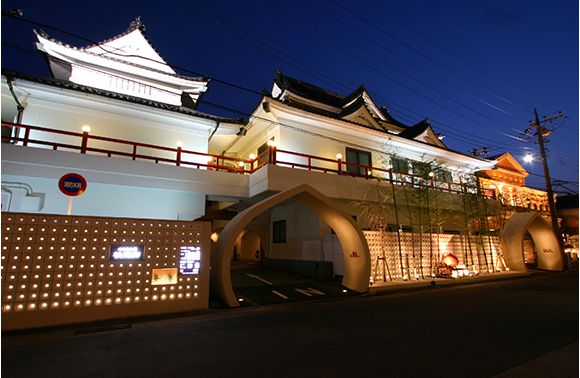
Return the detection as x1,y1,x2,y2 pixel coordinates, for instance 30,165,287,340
3,70,244,124
397,120,432,139
275,70,422,132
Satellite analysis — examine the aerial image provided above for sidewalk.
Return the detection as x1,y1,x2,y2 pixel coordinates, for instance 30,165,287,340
368,270,530,295
493,341,579,378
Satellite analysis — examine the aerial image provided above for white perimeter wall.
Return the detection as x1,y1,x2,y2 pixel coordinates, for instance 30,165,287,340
3,174,205,221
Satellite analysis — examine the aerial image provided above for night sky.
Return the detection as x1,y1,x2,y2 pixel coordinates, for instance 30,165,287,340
2,0,578,193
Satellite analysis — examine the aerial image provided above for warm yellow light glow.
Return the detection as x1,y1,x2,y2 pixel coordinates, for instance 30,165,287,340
238,161,245,167
176,141,183,148
336,153,343,160
249,153,256,160
211,232,219,243
523,154,534,163
441,254,459,267
81,125,91,133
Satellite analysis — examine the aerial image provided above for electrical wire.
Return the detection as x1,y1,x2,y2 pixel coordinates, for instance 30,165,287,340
1,14,569,160
262,0,513,129
360,0,565,116
2,11,525,151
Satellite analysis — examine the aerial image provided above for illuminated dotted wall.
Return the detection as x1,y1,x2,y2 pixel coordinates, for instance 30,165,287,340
364,231,502,283
1,213,211,330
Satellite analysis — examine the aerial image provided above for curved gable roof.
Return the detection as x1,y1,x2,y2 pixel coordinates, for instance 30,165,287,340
272,71,451,148
81,16,174,75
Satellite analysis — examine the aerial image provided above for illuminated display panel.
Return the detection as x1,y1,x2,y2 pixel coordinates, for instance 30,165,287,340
179,246,201,275
151,268,178,285
109,244,145,261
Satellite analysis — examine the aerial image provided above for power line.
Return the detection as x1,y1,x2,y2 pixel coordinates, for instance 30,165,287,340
171,1,520,150
360,0,563,116
0,13,540,154
302,0,518,122
2,39,510,152
326,0,534,124
262,0,514,130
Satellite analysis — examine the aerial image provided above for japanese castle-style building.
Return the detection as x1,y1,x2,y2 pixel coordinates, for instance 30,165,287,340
1,18,565,328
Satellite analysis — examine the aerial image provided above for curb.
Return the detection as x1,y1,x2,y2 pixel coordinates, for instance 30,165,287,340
367,271,531,296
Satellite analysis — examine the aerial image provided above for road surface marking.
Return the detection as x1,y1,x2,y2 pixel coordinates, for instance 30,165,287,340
245,273,272,285
271,290,289,299
294,287,325,297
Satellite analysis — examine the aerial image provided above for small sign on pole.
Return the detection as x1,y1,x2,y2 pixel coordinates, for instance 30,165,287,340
58,173,87,215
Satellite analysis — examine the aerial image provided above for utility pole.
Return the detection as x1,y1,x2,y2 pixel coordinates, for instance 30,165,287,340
530,109,565,263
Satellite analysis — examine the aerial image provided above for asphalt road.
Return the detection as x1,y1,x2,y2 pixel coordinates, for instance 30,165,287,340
231,265,357,306
2,271,578,378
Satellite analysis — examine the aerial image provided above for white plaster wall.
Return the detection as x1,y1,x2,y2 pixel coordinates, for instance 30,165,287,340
239,232,262,261
21,98,210,165
269,202,323,261
2,174,205,220
277,127,394,180
234,120,280,161
269,101,494,175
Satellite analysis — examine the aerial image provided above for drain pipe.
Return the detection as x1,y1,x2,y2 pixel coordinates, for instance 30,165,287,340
208,121,220,143
6,75,25,124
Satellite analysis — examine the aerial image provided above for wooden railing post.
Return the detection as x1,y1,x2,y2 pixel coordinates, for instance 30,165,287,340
132,145,137,160
23,126,30,147
269,146,277,165
337,157,342,175
80,131,89,154
176,146,182,167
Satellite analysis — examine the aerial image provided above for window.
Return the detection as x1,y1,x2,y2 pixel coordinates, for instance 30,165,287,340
346,148,371,175
391,157,408,174
257,139,273,166
272,220,286,244
435,169,452,182
412,162,431,178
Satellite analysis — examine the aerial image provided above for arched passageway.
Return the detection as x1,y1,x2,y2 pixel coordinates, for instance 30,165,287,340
235,230,263,261
501,212,564,272
211,184,371,307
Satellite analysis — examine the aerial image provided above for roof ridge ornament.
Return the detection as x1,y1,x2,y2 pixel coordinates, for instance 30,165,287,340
129,16,146,32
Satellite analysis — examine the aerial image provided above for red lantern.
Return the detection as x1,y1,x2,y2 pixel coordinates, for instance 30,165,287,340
441,253,459,267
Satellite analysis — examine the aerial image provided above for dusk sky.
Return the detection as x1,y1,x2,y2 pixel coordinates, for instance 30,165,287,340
2,0,578,193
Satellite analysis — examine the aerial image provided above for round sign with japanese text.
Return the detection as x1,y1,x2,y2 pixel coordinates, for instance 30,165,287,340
58,173,87,197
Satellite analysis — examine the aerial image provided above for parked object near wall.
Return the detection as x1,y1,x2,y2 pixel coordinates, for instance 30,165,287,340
1,213,211,331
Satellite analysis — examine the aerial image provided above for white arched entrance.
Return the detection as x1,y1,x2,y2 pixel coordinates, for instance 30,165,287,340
211,184,371,307
501,212,564,272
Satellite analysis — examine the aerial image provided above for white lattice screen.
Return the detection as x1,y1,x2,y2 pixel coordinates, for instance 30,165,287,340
1,213,211,330
364,231,503,283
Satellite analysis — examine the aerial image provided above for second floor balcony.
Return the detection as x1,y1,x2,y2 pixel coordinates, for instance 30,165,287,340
2,121,494,205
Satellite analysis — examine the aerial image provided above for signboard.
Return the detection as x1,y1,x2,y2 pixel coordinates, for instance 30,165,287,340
109,244,145,261
58,173,87,197
179,246,201,275
151,268,178,285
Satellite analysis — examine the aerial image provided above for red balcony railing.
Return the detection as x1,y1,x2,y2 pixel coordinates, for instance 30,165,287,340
1,122,488,197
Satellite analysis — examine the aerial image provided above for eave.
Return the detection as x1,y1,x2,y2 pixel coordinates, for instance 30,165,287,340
263,97,495,169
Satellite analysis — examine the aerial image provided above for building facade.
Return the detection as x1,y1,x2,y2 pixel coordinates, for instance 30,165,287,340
1,18,563,327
